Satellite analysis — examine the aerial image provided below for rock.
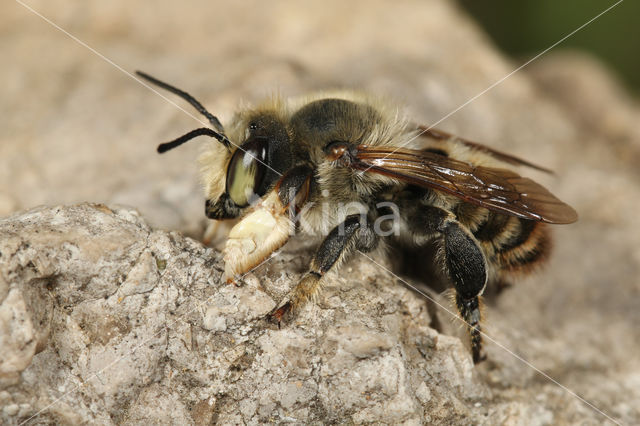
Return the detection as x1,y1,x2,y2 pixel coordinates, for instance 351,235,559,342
0,204,486,424
2,0,639,424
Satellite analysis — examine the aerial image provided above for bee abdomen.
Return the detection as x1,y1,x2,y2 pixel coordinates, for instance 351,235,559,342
494,217,551,272
470,211,550,272
473,211,510,242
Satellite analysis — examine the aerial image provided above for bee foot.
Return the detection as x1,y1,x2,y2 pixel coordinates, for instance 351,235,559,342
473,349,487,364
225,276,243,287
269,301,292,326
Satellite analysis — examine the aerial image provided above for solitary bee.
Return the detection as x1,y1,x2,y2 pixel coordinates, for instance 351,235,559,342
137,71,577,363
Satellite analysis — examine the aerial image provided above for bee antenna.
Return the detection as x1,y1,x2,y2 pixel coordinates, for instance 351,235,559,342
157,128,232,153
136,70,228,136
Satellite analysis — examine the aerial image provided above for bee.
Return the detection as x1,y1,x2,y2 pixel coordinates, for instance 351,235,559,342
136,71,577,363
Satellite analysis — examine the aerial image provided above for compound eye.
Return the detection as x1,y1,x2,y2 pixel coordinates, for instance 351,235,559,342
225,137,268,207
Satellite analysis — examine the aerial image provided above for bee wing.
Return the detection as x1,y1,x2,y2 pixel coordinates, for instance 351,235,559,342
415,125,554,174
353,146,578,224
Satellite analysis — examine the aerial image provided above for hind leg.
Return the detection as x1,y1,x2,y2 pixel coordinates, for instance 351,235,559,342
403,204,488,363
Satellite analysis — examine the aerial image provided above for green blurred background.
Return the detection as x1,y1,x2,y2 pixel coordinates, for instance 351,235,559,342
459,0,639,94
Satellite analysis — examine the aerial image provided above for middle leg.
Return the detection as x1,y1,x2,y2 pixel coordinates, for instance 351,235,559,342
270,214,377,321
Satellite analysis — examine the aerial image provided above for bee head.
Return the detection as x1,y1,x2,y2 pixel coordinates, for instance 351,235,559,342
220,112,292,211
136,71,293,220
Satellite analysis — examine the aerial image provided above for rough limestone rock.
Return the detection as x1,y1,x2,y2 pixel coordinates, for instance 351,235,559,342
2,0,639,424
1,203,485,424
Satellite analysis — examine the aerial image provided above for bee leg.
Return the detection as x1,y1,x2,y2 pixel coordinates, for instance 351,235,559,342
276,164,313,211
441,220,488,363
270,214,377,323
455,294,485,363
402,203,488,363
223,166,314,284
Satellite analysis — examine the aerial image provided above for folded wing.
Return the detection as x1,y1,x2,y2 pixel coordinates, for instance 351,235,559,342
352,146,577,224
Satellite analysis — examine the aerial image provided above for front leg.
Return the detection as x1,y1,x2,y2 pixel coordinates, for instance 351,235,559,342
223,165,313,283
271,214,377,321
